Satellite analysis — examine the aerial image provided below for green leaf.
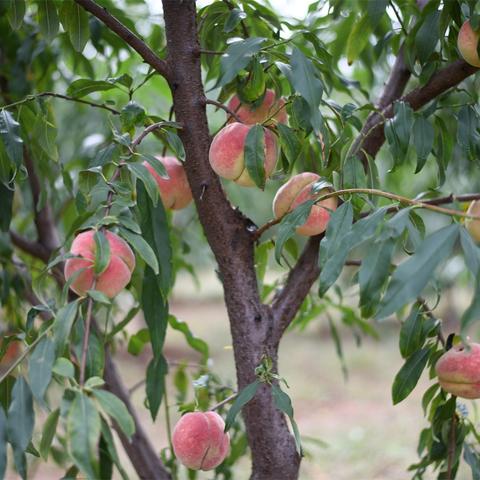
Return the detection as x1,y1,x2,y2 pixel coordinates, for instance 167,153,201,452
168,315,209,363
136,181,172,296
346,15,371,65
119,227,159,275
140,153,168,179
412,116,434,173
224,7,246,32
457,105,480,161
28,336,55,403
146,355,168,421
0,110,24,167
93,230,111,276
67,393,100,479
141,266,168,357
7,0,25,30
90,144,117,168
225,381,260,432
219,37,266,86
99,420,128,480
39,408,60,460
120,101,146,131
52,301,79,355
59,2,90,52
98,434,113,480
399,306,425,358
271,385,302,455
366,0,388,27
7,377,35,453
376,224,459,319
461,279,480,333
392,347,430,404
66,79,118,98
384,101,413,166
276,123,301,167
244,124,266,189
0,182,14,232
415,9,440,64
318,201,353,296
274,200,315,264
127,329,150,356
38,0,59,42
460,226,480,276
84,377,105,389
342,155,366,189
464,443,480,480
237,57,266,103
87,289,111,305
52,357,75,378
0,407,6,480
92,390,135,439
359,238,395,316
73,323,104,380
128,162,158,206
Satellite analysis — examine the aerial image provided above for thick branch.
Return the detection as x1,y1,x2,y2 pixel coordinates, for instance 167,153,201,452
9,231,50,263
74,0,170,80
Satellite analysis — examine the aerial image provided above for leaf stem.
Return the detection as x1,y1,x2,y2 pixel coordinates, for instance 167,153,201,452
209,392,238,411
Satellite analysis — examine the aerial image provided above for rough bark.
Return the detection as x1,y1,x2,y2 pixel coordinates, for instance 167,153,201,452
161,1,300,478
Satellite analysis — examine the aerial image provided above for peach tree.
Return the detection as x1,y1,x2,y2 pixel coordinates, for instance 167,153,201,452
1,0,480,479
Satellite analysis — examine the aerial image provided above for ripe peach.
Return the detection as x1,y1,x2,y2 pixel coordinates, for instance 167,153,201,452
143,156,192,210
458,20,480,67
466,200,480,242
436,342,480,399
209,122,278,187
64,230,135,298
172,411,230,471
272,172,338,236
228,89,287,125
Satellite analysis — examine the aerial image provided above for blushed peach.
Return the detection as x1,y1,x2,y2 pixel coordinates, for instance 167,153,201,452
273,172,338,236
209,122,278,187
436,342,480,399
64,230,135,298
458,21,480,67
143,156,192,210
172,411,230,471
228,89,287,125
466,200,480,243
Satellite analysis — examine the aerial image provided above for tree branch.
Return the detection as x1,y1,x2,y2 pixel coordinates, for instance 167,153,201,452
9,231,50,263
74,0,170,80
206,98,243,123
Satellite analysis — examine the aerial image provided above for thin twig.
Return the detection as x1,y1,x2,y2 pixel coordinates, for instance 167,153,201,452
131,121,171,148
446,406,457,479
209,392,238,411
1,92,120,115
198,49,225,55
206,98,243,123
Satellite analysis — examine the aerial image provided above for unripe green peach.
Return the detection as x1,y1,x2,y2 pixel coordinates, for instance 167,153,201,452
436,342,480,399
228,89,287,125
273,172,338,236
458,20,480,67
64,230,135,298
209,122,278,187
143,156,192,210
172,411,230,470
466,200,480,242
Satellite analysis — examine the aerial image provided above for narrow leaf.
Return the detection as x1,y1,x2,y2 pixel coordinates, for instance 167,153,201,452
93,230,111,276
39,408,60,460
119,227,159,275
244,124,266,189
28,336,55,403
128,162,159,206
146,355,168,421
92,390,135,439
0,110,24,167
225,381,260,432
38,0,59,42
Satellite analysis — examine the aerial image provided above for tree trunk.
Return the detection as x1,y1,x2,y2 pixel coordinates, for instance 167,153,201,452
161,1,300,477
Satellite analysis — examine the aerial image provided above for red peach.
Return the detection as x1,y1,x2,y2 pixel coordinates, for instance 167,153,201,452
273,172,338,236
209,122,278,187
228,89,287,125
143,156,192,210
436,342,480,399
466,200,480,243
458,21,480,67
64,230,135,298
172,411,230,471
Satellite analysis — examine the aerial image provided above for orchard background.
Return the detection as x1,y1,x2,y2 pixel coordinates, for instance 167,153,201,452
2,0,480,479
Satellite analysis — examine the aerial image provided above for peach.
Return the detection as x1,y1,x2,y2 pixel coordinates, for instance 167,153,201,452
458,20,480,67
143,156,192,210
64,230,135,298
436,342,480,399
228,89,287,125
172,411,230,471
273,172,338,236
466,200,480,242
209,122,278,187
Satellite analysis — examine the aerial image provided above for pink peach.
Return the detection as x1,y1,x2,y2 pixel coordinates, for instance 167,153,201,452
436,342,480,399
209,122,278,187
64,230,135,298
228,89,287,125
143,156,192,210
172,411,230,471
466,200,480,243
273,172,338,236
458,21,480,67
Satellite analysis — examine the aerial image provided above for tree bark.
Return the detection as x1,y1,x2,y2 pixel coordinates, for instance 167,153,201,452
161,1,300,478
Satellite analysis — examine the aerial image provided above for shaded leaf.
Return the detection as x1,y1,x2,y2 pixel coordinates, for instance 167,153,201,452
119,227,159,275
399,306,425,358
244,124,266,189
38,0,59,42
128,162,158,206
225,381,260,432
413,116,434,173
66,79,118,98
7,377,34,455
146,355,168,421
93,230,110,276
28,336,55,403
0,110,23,167
92,390,135,439
39,408,60,460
